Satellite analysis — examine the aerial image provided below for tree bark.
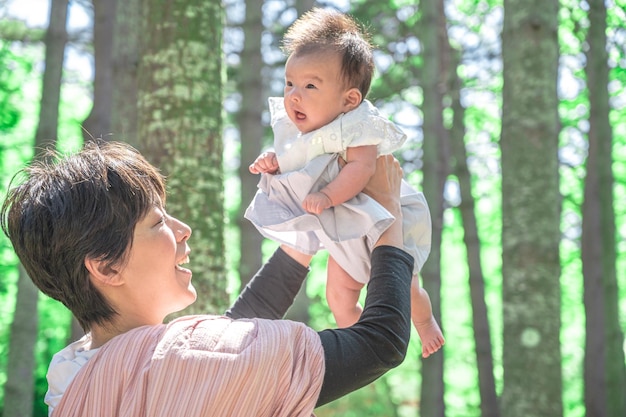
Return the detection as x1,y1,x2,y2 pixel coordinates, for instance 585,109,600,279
448,49,500,417
419,0,448,416
81,0,117,141
582,1,626,416
236,0,265,289
138,0,227,315
3,266,39,417
111,0,140,145
500,1,563,416
3,0,68,415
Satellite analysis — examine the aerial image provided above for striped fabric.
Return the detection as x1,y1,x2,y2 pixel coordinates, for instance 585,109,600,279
53,315,324,417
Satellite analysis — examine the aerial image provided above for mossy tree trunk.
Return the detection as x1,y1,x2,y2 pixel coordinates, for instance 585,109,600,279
500,1,563,416
138,0,227,315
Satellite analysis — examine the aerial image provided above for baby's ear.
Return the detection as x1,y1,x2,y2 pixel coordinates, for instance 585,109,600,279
344,88,362,111
85,257,123,287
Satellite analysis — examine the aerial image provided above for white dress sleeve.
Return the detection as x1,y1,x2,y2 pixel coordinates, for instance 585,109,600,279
268,98,408,173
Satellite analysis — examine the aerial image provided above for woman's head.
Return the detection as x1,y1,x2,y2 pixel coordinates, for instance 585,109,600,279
1,140,167,331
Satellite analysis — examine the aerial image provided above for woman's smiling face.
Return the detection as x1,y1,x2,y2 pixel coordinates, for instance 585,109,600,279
114,205,195,325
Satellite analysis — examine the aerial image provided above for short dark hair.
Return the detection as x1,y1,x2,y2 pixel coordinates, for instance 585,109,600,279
1,140,166,331
282,8,375,99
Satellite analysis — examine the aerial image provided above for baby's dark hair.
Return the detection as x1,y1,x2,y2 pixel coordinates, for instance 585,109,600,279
1,140,166,331
282,8,375,99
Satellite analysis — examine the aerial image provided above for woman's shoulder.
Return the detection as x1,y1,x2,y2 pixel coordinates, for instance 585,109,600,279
161,315,320,355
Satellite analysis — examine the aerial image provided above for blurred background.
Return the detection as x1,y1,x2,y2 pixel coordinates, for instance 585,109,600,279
0,0,624,416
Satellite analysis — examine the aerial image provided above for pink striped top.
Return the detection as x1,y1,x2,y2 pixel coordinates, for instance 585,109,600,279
53,315,325,417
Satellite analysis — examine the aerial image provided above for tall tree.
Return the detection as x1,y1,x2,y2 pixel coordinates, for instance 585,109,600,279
282,0,316,324
419,0,448,415
137,0,227,314
81,0,117,140
448,49,500,417
500,1,562,416
236,0,265,288
2,0,69,415
110,0,140,144
582,1,626,416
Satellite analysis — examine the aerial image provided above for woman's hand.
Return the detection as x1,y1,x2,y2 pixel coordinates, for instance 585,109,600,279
362,155,404,249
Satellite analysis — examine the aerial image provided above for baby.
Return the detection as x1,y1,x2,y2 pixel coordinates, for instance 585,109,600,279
245,8,444,357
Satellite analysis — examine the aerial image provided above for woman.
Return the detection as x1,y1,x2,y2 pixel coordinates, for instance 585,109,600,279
1,140,414,417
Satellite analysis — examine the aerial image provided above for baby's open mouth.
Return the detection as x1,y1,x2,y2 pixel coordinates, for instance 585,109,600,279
295,111,306,120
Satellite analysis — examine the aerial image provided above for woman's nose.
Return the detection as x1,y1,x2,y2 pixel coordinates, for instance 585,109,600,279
172,217,192,241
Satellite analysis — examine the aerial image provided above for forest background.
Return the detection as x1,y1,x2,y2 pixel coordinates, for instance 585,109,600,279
0,0,625,416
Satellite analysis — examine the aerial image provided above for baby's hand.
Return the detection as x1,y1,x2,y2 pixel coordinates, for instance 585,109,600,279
249,151,279,174
302,192,332,214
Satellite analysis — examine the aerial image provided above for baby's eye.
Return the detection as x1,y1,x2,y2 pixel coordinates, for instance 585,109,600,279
285,81,293,87
306,83,316,89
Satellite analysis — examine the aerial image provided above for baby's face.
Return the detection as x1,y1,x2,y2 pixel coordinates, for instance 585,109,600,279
283,51,353,134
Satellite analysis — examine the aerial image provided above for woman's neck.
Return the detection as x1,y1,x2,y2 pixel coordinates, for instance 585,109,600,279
88,314,165,349
88,324,121,349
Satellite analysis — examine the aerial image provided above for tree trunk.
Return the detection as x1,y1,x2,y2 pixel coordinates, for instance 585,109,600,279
138,0,227,315
582,1,626,416
281,0,315,325
500,1,562,416
111,0,140,145
3,0,68,415
448,49,500,417
82,0,117,141
34,0,68,155
3,266,38,417
236,0,265,288
295,0,316,15
419,0,447,416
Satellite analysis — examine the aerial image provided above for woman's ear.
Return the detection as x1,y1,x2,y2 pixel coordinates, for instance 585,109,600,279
85,257,123,287
343,88,362,111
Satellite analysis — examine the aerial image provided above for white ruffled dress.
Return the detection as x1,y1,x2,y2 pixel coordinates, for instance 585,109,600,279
244,98,431,283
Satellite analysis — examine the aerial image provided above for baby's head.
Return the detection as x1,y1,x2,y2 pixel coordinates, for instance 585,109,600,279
283,8,374,99
281,8,375,133
283,8,375,99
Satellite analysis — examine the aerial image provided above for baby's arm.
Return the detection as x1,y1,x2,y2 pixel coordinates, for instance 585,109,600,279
249,151,280,174
302,145,378,214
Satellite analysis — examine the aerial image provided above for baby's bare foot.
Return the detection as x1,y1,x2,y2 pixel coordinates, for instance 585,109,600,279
414,316,445,358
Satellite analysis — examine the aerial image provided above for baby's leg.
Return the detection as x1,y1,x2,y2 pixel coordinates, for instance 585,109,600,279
326,256,365,328
411,274,445,358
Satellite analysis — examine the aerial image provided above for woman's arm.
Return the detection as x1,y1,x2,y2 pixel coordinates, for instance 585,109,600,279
316,245,413,406
315,155,412,406
225,246,311,320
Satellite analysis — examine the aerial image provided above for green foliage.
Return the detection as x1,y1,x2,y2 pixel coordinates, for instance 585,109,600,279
0,35,88,415
0,40,31,417
0,44,31,133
